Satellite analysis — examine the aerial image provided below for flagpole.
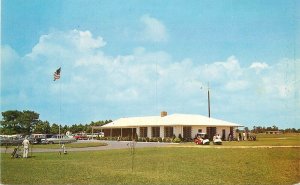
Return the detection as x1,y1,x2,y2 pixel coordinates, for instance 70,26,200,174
59,67,62,146
53,67,62,152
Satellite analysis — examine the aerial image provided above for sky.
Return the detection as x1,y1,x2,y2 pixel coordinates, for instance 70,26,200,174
1,0,299,129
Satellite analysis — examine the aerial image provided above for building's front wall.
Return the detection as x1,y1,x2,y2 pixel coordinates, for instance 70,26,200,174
136,125,236,140
105,125,239,141
191,126,207,138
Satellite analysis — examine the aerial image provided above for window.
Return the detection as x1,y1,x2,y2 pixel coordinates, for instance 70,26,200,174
164,126,174,137
151,127,160,138
198,129,202,133
139,127,148,138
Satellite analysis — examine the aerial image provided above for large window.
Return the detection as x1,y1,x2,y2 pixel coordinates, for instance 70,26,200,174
139,127,148,138
164,126,174,137
151,127,160,138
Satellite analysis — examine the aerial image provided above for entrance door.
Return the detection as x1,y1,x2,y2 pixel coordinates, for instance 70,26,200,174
206,127,216,141
222,129,226,141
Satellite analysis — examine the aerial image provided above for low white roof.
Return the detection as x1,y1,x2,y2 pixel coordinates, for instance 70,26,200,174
101,114,243,128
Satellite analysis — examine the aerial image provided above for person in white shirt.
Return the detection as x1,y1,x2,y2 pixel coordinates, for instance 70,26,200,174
22,137,30,158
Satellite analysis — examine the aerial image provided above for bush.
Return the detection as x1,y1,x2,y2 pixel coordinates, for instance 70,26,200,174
173,137,181,143
163,137,172,143
158,137,162,142
151,137,158,142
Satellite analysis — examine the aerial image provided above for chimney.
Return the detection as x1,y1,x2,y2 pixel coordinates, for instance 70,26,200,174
161,111,168,117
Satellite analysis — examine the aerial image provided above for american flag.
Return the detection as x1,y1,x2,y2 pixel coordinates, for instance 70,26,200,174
53,67,61,81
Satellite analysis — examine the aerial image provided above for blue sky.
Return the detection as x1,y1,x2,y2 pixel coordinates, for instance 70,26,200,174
1,0,299,129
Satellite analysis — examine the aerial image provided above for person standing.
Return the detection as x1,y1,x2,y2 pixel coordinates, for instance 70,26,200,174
22,137,30,158
243,132,246,141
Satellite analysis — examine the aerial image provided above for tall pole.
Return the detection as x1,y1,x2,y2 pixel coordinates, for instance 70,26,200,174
208,83,211,118
59,67,62,145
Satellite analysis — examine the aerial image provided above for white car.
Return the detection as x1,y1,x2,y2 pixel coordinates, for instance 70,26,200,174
46,135,77,144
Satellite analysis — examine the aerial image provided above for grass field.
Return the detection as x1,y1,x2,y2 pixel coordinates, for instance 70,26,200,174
181,133,300,147
1,134,299,185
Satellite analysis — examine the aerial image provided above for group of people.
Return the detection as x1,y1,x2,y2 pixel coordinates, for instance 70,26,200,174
227,132,256,141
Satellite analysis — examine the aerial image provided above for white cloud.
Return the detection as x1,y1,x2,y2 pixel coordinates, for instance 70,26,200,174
201,56,243,81
2,29,299,127
250,62,269,73
1,45,20,64
140,14,168,42
26,29,106,60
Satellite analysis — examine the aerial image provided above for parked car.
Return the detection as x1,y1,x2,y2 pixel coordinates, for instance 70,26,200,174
73,133,88,140
86,132,104,139
46,135,77,144
31,134,54,144
0,135,33,146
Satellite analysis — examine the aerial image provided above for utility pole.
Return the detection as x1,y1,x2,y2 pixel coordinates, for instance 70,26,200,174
201,82,211,118
208,82,211,118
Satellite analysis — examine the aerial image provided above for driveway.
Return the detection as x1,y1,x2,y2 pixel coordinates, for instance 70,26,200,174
0,140,175,153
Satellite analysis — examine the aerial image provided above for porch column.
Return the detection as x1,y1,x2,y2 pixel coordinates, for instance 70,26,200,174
160,126,164,138
147,127,151,138
136,127,140,138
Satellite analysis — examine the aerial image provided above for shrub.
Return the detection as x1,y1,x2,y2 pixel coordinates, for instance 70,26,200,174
163,137,172,143
158,137,162,142
173,137,181,143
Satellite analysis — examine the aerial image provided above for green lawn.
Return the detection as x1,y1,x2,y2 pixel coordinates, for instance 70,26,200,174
181,133,300,147
1,147,299,185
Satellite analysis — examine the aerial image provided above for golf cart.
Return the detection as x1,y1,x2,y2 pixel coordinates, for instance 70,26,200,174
213,135,222,145
194,133,210,145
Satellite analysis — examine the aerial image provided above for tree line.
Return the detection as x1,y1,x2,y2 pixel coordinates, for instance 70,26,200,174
0,110,112,135
1,110,299,135
250,125,300,133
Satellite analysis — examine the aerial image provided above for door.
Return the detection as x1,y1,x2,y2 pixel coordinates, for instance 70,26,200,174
206,127,216,141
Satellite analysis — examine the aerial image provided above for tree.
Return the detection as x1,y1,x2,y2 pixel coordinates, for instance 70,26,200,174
1,110,39,135
50,123,59,134
1,110,22,134
33,120,51,134
19,110,39,134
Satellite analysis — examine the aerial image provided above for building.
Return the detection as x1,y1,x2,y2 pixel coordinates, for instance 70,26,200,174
265,131,282,134
99,112,243,141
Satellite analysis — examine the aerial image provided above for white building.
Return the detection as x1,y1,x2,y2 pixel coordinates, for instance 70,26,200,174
100,112,243,141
